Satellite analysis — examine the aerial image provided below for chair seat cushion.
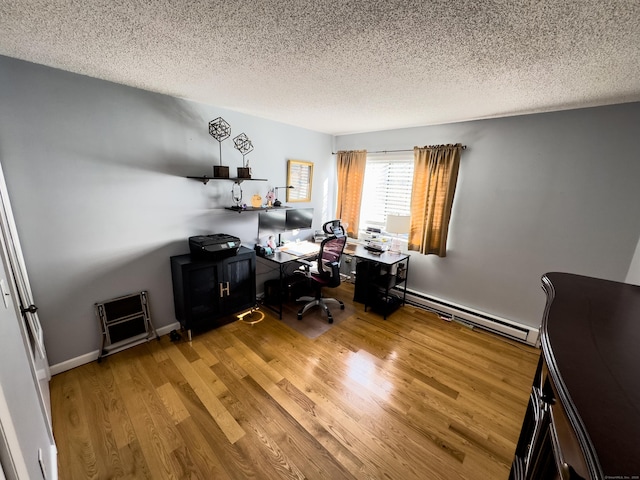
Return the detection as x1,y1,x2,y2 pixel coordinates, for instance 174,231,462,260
310,273,332,286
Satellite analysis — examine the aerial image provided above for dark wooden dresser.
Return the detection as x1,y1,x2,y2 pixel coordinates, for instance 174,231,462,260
510,272,640,480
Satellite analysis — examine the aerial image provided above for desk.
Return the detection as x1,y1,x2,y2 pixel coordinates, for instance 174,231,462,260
258,241,319,319
352,245,410,319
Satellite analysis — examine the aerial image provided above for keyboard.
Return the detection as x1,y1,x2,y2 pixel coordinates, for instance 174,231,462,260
280,241,319,257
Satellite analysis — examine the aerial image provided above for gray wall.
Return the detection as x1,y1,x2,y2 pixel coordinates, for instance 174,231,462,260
0,56,334,366
335,103,640,328
3,53,640,366
626,235,640,284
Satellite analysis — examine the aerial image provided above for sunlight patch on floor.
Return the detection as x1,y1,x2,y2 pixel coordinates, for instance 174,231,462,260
346,351,393,400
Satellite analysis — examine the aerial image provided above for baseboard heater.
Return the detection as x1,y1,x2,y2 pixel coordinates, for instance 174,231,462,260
395,287,540,346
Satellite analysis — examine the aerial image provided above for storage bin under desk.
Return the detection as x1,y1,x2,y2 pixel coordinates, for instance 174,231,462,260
351,247,410,319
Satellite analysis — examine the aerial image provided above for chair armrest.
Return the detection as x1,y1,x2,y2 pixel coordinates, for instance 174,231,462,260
296,258,319,276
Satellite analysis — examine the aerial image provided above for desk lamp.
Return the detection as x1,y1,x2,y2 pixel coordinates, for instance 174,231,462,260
273,185,294,207
386,215,410,253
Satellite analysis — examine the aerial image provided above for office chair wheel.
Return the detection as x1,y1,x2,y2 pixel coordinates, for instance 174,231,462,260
328,316,334,324
340,304,345,310
297,312,303,321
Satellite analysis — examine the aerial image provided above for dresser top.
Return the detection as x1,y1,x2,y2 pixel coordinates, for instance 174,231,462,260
542,272,640,477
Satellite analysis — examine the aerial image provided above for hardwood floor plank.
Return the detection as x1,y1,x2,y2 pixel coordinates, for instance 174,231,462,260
274,377,365,479
209,359,313,480
199,334,250,381
174,417,232,480
220,376,317,480
117,439,153,479
109,352,186,479
52,283,539,480
210,335,359,480
51,369,101,480
159,356,260,480
247,317,399,422
75,363,129,478
224,331,285,385
128,357,184,454
214,339,399,479
190,337,221,367
164,342,246,444
156,383,191,424
190,357,229,396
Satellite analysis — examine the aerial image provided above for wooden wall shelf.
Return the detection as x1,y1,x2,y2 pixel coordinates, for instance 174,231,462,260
225,206,290,213
187,176,267,185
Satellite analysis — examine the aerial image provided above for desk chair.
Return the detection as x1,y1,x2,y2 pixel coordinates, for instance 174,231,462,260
296,230,347,323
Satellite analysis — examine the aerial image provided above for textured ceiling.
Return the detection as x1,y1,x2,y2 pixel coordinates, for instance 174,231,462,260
1,1,639,135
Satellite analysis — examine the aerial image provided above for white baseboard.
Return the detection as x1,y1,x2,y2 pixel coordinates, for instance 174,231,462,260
49,322,180,375
49,350,99,376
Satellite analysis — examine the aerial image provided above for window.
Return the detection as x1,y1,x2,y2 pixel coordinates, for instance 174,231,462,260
358,154,414,236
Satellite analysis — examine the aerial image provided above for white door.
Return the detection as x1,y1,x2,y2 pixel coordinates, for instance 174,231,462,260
0,162,56,478
0,164,51,421
0,246,56,479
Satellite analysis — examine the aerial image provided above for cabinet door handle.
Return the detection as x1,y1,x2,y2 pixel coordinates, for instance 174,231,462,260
220,282,230,297
560,462,580,480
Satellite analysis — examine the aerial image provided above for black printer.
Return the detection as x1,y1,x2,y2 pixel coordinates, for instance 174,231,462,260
188,234,241,260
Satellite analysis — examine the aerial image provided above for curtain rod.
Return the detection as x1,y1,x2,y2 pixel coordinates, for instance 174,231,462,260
331,145,467,155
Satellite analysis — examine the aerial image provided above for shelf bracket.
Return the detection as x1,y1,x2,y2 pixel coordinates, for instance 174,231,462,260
187,176,211,184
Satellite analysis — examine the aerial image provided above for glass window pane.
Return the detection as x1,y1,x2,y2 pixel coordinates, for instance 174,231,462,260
358,156,413,236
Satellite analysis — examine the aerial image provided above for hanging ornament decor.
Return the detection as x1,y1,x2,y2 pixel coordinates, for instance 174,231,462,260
233,132,254,178
231,182,243,208
208,117,231,178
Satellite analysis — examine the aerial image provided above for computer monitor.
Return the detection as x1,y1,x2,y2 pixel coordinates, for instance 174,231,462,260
285,208,313,231
258,210,286,238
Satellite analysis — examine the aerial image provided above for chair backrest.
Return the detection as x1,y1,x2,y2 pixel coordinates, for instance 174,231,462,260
317,234,348,287
322,219,345,237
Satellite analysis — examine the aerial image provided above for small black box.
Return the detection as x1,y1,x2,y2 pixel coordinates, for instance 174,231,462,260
189,234,241,260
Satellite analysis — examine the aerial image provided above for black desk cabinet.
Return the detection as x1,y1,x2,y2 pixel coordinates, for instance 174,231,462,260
171,247,256,339
352,246,409,320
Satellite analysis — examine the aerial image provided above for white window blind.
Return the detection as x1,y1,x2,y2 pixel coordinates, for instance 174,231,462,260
358,154,414,235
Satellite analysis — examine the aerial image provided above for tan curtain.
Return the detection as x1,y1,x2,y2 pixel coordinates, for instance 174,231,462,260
335,150,367,238
409,144,462,256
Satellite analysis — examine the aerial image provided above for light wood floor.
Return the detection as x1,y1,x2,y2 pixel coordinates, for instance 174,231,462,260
51,284,540,480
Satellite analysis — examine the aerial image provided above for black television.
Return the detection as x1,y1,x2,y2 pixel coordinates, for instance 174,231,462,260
285,208,313,231
258,210,286,238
